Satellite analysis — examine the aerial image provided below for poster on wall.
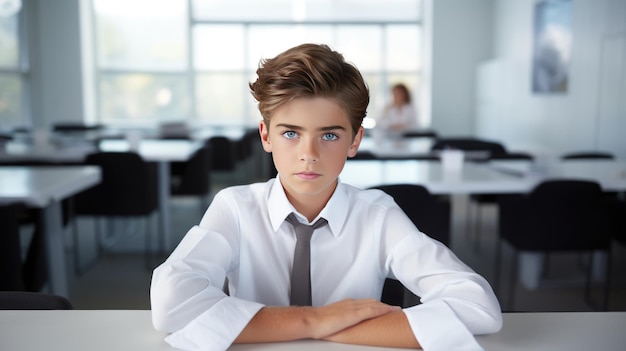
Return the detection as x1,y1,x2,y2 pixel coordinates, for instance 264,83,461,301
532,0,572,93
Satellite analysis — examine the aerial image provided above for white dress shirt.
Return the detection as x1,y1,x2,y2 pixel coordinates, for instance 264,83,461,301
151,177,502,351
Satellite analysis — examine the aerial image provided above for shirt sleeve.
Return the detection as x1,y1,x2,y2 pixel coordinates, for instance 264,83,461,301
383,207,503,351
150,192,265,351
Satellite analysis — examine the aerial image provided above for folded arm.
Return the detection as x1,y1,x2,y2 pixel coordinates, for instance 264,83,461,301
235,299,409,345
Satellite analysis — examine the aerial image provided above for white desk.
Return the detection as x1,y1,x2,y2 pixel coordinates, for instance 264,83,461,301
340,160,528,194
358,137,434,159
0,141,96,163
0,310,624,351
487,159,626,192
0,166,101,297
99,139,203,252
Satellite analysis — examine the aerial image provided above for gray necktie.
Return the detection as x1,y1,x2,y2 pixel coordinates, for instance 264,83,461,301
285,213,328,306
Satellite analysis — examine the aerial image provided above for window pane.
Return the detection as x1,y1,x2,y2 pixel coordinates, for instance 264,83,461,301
99,73,190,120
196,73,247,124
386,25,421,71
247,25,333,69
361,73,382,121
192,0,421,22
94,0,188,71
0,13,19,68
0,73,23,127
335,25,382,71
192,0,293,21
194,25,245,70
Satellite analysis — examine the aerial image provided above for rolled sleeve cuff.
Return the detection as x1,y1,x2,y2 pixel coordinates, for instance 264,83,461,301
164,296,264,351
404,300,484,351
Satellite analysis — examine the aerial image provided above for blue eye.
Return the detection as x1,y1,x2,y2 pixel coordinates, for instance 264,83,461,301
283,131,298,139
322,133,338,141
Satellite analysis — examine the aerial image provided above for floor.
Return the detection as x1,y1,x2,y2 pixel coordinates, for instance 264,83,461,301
62,164,626,312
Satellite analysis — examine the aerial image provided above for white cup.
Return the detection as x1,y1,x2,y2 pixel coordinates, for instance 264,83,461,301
441,149,464,172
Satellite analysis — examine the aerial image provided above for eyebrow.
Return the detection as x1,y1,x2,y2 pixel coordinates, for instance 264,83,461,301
275,123,347,132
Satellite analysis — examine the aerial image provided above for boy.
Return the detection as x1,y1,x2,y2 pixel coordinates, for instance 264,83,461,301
151,43,502,351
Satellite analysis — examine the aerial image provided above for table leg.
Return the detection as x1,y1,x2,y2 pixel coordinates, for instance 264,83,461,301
157,161,171,254
41,200,69,297
519,252,544,290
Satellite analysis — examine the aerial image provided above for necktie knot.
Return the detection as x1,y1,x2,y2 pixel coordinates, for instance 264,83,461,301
285,213,328,239
285,213,327,306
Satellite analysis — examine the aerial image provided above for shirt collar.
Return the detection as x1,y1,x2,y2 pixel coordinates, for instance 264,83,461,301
267,175,349,237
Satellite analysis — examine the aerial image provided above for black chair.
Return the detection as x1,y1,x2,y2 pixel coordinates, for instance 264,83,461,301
206,136,236,171
369,184,451,307
73,152,159,272
0,291,73,310
236,128,268,181
611,199,626,247
430,137,507,161
401,129,438,139
170,145,212,212
561,151,618,200
495,180,613,311
0,203,26,291
467,152,534,251
561,151,615,160
52,122,103,133
350,151,378,160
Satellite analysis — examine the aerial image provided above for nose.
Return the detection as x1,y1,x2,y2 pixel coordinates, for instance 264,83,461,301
299,136,319,163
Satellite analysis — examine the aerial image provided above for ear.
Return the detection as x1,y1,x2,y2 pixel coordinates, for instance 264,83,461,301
259,120,272,153
347,126,364,158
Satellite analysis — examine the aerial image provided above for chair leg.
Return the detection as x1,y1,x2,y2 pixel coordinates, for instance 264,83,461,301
507,250,519,311
584,251,612,311
465,198,474,244
493,238,502,295
75,217,104,276
144,214,153,271
474,205,483,252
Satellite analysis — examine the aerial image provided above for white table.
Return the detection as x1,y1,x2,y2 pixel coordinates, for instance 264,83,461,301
0,166,102,297
0,310,624,351
487,158,626,192
0,141,96,163
340,160,528,194
99,139,203,252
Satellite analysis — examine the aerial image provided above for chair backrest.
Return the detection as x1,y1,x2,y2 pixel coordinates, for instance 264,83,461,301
0,204,25,291
0,291,73,310
369,184,450,246
171,145,212,196
561,151,615,160
401,130,438,138
206,136,236,171
349,151,378,160
236,128,261,161
489,151,534,161
74,152,158,216
431,137,507,158
499,179,612,251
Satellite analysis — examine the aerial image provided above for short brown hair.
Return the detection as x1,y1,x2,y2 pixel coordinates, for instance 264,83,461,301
249,43,369,136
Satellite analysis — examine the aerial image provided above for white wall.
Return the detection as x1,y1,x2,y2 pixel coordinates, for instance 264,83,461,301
430,0,495,136
476,0,626,158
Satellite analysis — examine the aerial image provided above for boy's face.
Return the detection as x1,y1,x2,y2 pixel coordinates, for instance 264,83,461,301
260,97,363,206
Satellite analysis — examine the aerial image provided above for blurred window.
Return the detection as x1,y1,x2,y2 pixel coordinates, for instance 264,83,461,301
92,0,424,126
0,5,27,131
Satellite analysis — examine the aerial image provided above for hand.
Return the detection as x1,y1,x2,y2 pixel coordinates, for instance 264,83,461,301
307,298,400,339
322,310,421,349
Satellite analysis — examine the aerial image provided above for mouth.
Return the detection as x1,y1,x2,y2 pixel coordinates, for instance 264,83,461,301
295,171,322,180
